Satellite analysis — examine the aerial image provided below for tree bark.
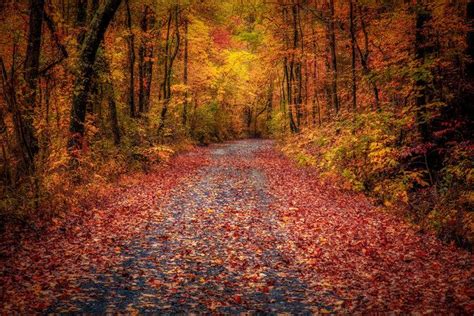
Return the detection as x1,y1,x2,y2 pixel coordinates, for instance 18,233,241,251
158,5,180,135
125,0,135,117
138,5,154,113
327,0,339,113
355,3,380,111
468,1,474,80
89,0,99,20
349,0,357,111
464,0,474,116
182,17,189,126
415,1,432,142
292,4,302,130
282,6,297,133
75,0,87,44
108,98,120,145
1,56,21,181
68,0,122,153
103,56,121,145
311,24,321,126
21,0,44,171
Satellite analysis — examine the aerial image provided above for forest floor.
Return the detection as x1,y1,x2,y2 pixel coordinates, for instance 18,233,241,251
1,140,472,313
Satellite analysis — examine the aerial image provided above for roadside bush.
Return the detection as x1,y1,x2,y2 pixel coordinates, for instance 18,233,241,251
281,110,473,248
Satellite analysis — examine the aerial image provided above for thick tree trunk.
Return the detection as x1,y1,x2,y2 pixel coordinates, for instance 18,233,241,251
157,11,173,135
21,0,44,171
138,5,155,113
92,45,121,146
125,0,135,117
415,1,432,142
468,1,474,79
158,6,180,135
464,0,474,116
105,56,121,146
75,0,87,44
282,6,297,133
79,0,100,115
1,57,21,182
89,0,99,20
68,0,122,153
108,99,120,145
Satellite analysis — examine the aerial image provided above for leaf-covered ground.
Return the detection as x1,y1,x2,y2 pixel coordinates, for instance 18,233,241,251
1,140,472,313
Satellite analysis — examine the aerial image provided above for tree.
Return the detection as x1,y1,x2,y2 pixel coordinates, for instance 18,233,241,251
354,3,379,111
157,5,180,135
281,5,298,133
75,0,87,44
349,0,357,111
464,0,474,116
68,0,122,154
103,55,121,145
327,0,339,114
414,0,432,142
21,0,45,172
138,5,155,113
125,0,135,117
182,16,189,126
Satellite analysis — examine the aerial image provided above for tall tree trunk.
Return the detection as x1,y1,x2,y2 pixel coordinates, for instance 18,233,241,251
125,0,135,117
158,11,172,135
327,0,339,113
464,0,474,116
349,0,357,111
158,5,180,135
21,0,44,172
1,56,19,182
138,5,149,113
89,0,99,20
68,0,122,154
468,1,474,79
85,0,101,115
103,56,121,145
296,4,307,126
108,97,120,145
182,18,189,126
144,43,154,111
282,6,297,133
138,5,155,113
311,25,321,126
292,4,302,131
415,1,432,142
355,4,380,110
75,0,87,44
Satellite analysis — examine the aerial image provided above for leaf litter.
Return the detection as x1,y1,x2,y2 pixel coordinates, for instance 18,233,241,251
1,140,472,313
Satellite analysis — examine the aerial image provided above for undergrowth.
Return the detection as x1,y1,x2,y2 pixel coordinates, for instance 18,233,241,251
280,111,473,249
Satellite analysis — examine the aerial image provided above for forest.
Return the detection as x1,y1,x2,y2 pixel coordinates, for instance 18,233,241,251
1,0,473,313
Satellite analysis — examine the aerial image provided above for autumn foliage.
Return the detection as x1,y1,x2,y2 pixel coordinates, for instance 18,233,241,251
0,0,473,313
266,1,474,247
